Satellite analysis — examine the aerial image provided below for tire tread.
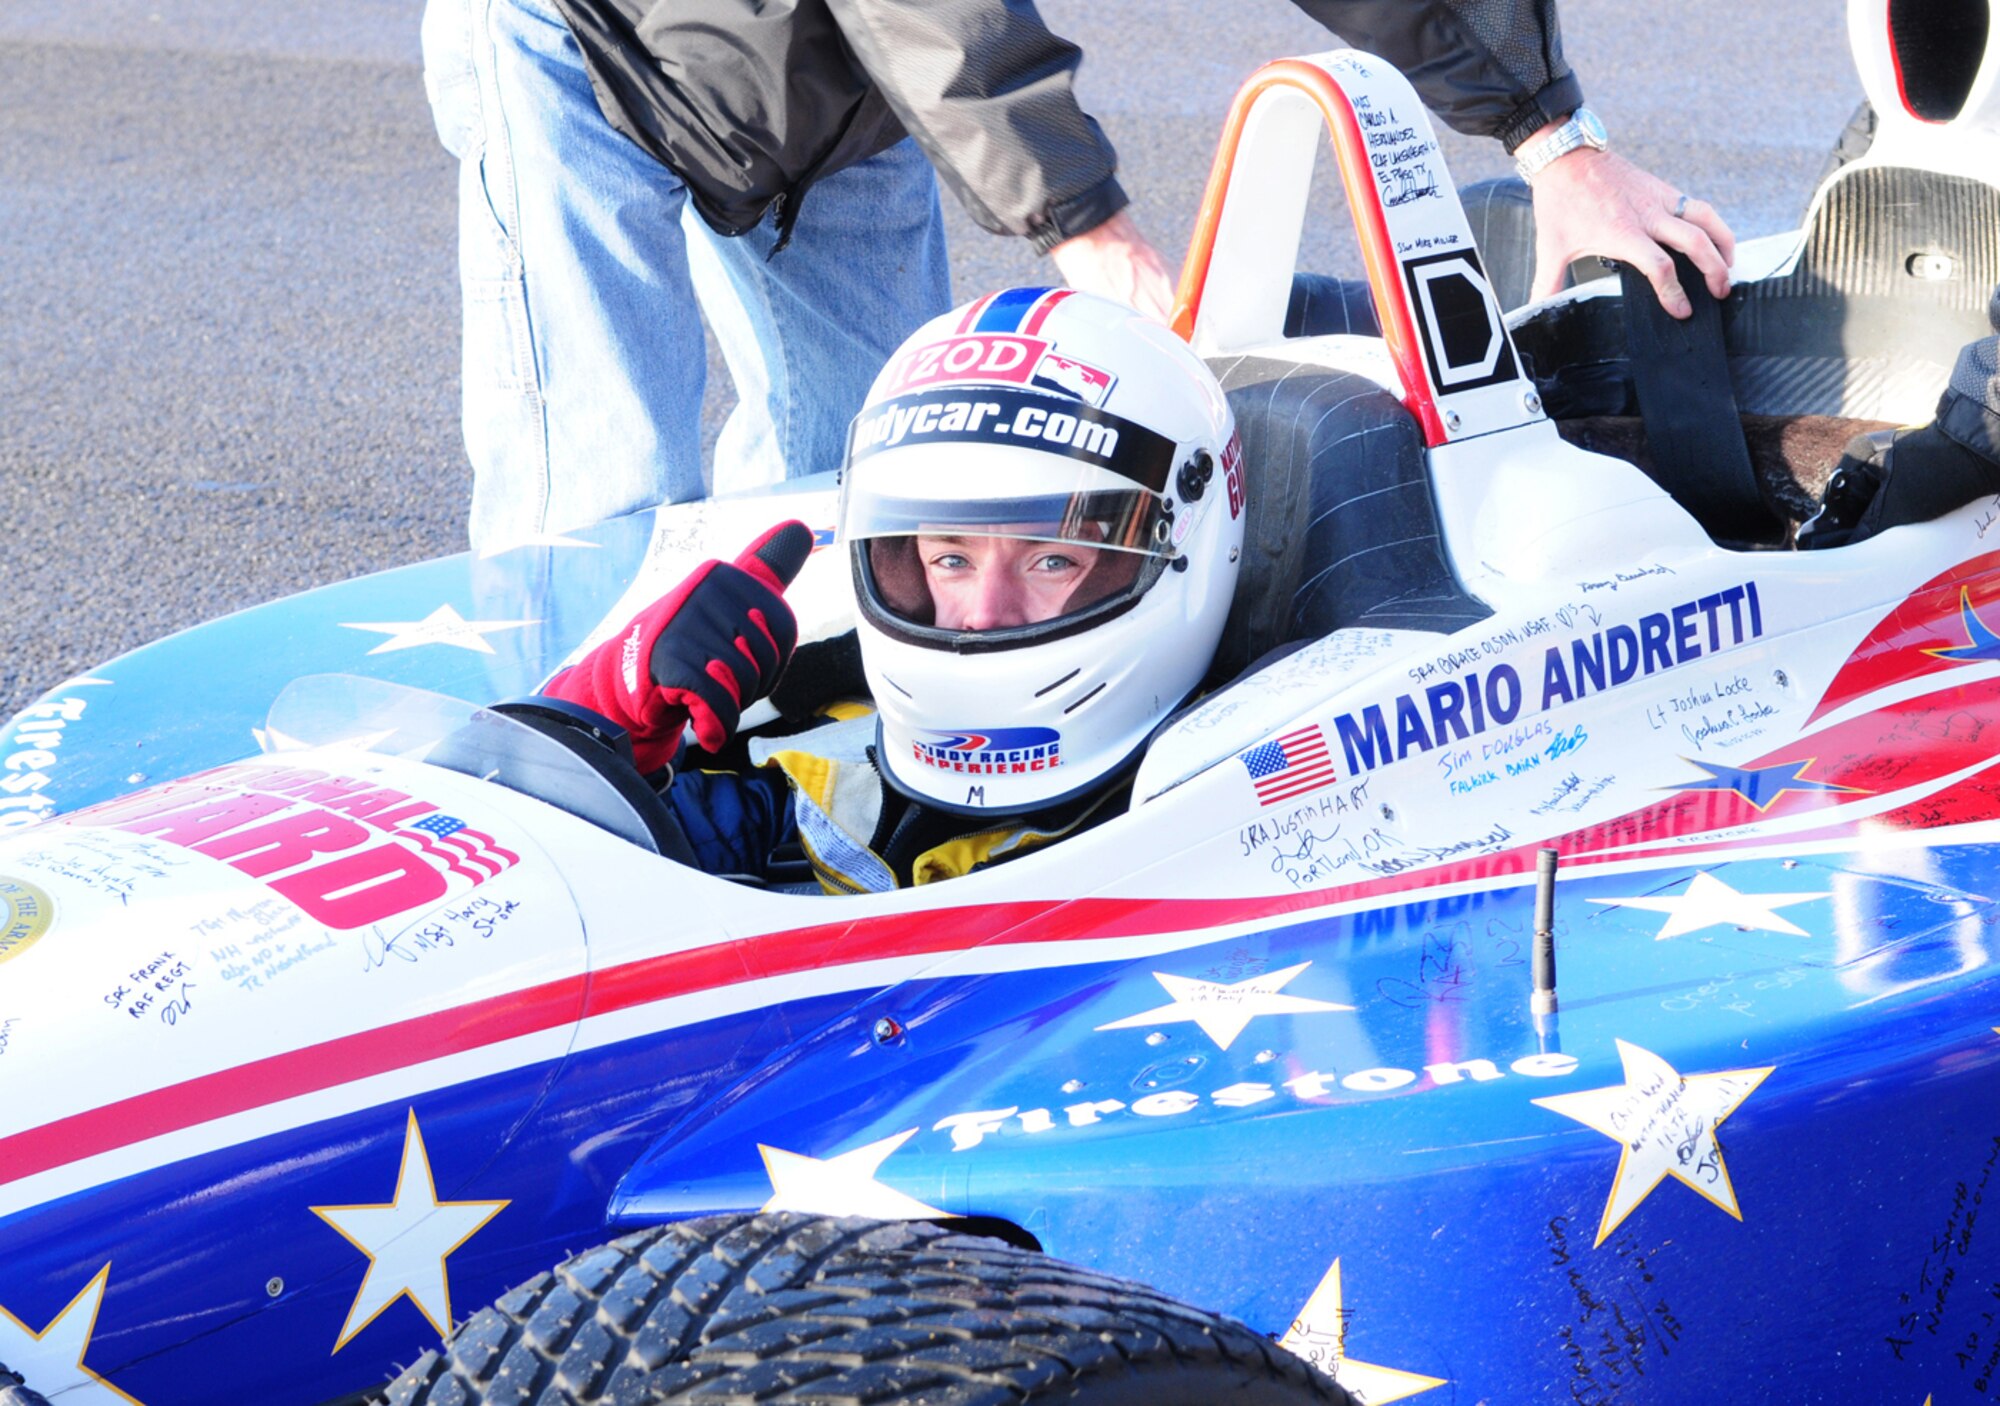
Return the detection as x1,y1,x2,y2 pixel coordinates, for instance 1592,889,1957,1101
383,1213,1357,1406
0,1361,52,1406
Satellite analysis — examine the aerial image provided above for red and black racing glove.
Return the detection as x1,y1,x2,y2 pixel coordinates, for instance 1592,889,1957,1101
544,520,814,773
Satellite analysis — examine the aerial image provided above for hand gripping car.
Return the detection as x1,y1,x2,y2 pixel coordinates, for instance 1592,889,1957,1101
5,5,2000,1402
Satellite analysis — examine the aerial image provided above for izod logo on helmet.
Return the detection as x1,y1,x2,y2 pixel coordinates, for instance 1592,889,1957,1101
887,334,1047,392
913,728,1063,775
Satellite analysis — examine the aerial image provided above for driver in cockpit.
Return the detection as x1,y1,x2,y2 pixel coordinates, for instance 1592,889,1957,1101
537,288,1244,893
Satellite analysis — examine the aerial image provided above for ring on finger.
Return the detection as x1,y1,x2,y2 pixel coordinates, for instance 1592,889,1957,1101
1673,193,1691,219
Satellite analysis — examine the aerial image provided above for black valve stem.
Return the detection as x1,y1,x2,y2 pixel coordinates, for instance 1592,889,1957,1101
1532,847,1559,1016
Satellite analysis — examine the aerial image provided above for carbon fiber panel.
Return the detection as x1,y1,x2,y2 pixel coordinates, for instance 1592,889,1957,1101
1730,354,1953,423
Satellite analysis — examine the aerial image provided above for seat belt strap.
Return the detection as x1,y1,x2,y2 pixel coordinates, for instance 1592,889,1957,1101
1619,252,1780,543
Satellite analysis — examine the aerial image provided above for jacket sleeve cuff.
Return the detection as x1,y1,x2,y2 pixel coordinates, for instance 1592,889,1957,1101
1497,74,1587,154
1939,378,2000,466
1027,175,1130,255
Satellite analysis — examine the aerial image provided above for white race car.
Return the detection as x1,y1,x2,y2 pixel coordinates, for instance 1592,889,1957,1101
2,3,1998,1402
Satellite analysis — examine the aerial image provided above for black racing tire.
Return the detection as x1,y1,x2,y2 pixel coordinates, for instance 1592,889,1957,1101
380,1213,1357,1406
0,1362,52,1406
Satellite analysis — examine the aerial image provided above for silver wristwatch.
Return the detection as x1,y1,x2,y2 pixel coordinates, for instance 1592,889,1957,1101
1514,107,1608,180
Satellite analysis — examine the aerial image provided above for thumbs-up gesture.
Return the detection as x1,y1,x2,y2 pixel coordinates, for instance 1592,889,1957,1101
545,520,814,772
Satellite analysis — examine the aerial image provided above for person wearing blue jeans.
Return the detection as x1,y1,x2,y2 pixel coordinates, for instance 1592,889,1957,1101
421,0,950,550
423,0,1734,556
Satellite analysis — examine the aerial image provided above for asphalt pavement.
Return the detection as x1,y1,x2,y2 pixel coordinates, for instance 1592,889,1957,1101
0,0,1860,719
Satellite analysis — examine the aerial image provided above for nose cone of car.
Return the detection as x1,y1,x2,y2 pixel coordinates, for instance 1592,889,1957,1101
0,750,589,1221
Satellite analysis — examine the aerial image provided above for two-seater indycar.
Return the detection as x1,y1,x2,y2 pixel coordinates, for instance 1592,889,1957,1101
8,4,2000,1402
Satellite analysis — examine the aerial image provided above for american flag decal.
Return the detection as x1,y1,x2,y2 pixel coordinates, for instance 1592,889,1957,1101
1241,726,1338,806
399,813,520,883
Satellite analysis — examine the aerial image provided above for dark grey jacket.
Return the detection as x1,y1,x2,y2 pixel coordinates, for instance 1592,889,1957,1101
553,0,1582,248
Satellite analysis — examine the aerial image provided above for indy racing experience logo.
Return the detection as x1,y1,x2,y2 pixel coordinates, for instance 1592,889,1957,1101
912,728,1064,775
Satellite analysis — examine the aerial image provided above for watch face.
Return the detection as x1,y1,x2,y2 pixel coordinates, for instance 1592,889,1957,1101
1576,108,1608,147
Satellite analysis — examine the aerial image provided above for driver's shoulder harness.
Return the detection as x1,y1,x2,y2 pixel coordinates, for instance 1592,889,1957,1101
675,709,1121,895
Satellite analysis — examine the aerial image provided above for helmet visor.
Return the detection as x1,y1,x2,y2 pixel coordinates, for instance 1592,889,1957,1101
844,462,1173,642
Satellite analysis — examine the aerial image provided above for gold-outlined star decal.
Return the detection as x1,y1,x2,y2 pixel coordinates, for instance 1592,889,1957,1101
1279,1258,1445,1402
758,1129,947,1220
1095,961,1355,1051
1922,586,2000,663
311,1110,509,1352
1664,757,1865,812
0,1264,141,1404
1587,870,1830,940
1534,1040,1774,1247
340,604,537,656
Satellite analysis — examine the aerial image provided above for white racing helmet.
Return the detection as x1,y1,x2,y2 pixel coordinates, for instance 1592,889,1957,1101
840,288,1244,816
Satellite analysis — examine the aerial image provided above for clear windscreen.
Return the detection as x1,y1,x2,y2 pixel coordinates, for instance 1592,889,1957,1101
264,674,665,850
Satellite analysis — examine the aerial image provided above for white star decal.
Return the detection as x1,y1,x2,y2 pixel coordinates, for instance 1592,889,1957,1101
340,604,537,656
1280,1258,1445,1402
758,1129,947,1220
1095,961,1354,1050
311,1110,510,1352
0,1265,139,1404
476,530,602,560
1588,870,1830,940
1534,1039,1774,1246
